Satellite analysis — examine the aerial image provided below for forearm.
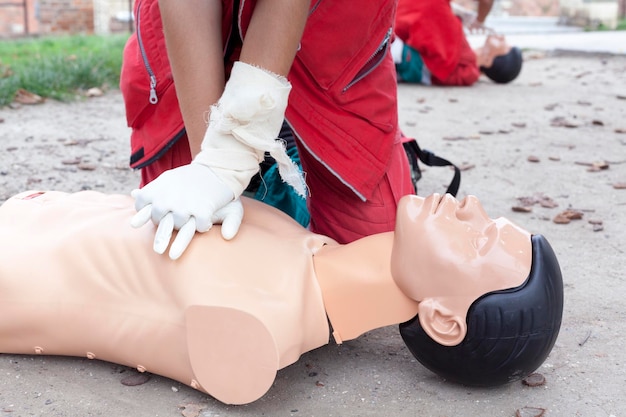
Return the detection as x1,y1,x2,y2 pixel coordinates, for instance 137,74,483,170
160,0,308,158
475,0,494,24
240,0,309,77
159,0,225,157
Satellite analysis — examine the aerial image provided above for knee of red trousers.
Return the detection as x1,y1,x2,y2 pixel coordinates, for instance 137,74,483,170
302,141,415,244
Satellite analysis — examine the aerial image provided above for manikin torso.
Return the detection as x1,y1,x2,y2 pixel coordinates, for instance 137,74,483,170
0,191,335,404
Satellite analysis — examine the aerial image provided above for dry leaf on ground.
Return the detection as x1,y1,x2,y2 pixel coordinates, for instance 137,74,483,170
554,209,584,224
516,193,558,209
14,89,44,105
588,161,610,172
86,87,104,97
575,161,610,171
550,116,579,128
77,163,97,171
442,135,479,141
522,373,546,387
120,372,151,386
178,403,207,417
459,163,475,171
539,197,559,208
516,406,546,417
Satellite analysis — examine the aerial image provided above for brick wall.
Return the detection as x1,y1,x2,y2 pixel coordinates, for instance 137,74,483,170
0,0,39,36
37,0,94,34
0,0,133,37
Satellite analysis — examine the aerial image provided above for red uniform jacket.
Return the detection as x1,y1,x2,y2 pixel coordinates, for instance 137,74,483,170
120,0,400,201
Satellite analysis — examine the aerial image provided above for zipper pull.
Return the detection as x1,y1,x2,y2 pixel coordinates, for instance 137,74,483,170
149,75,158,104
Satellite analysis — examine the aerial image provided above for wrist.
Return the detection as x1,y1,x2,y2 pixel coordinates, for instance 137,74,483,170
198,61,306,198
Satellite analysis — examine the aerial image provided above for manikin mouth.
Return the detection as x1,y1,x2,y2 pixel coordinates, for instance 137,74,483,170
431,194,445,214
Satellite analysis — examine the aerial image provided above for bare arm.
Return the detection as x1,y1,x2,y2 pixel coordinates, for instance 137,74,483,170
159,0,309,157
240,0,309,77
467,0,494,33
159,0,225,157
475,0,494,25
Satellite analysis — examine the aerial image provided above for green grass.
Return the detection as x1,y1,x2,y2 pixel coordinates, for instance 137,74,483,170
0,34,129,107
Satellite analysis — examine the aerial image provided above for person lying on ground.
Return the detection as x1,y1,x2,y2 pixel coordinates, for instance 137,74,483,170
392,0,523,86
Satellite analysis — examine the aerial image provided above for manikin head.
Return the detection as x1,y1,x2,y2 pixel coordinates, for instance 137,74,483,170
479,35,523,84
391,194,563,386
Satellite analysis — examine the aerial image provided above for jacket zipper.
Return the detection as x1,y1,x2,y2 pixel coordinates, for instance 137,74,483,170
286,120,367,202
342,27,392,93
309,0,322,14
135,0,158,104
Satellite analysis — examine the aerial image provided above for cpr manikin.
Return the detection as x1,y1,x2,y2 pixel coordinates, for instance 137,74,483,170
0,191,563,405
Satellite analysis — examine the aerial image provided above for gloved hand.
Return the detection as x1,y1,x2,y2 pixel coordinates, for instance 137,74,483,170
130,164,243,260
131,61,306,260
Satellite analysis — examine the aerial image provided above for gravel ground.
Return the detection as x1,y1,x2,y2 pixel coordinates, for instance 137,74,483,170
1,50,626,417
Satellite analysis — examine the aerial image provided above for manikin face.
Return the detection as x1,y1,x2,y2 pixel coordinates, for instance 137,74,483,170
391,194,532,345
485,34,512,58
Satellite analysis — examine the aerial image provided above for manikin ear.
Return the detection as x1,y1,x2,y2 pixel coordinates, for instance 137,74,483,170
417,298,467,347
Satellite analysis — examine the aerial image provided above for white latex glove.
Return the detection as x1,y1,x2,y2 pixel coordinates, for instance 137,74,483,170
131,62,306,260
130,164,243,260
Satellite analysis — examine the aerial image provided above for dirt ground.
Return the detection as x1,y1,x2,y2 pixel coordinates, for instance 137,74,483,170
1,51,625,417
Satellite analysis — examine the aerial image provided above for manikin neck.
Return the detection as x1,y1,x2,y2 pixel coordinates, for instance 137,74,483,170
313,232,420,344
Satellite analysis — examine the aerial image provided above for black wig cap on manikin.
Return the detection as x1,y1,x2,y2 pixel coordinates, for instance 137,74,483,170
480,46,523,84
399,234,564,387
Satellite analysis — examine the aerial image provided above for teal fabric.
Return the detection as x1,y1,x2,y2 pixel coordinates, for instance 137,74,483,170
253,146,310,228
395,44,425,83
